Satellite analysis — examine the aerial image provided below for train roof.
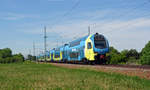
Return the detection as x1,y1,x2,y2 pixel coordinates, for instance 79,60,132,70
69,35,89,44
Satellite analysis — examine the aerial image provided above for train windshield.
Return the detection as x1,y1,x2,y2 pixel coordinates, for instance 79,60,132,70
94,34,106,49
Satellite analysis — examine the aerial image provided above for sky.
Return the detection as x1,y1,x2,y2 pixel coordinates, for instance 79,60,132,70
0,0,150,56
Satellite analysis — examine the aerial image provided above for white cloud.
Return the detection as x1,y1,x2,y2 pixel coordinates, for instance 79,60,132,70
17,10,150,53
44,17,150,52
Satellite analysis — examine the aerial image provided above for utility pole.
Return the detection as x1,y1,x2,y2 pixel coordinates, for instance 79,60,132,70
44,26,47,62
33,42,35,56
57,39,58,47
88,26,90,35
33,41,36,61
29,49,31,55
29,49,31,61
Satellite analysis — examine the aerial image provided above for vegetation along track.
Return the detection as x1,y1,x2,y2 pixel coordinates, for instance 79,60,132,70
48,62,150,80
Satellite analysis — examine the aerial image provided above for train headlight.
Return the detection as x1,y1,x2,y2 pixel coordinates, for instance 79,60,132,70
94,53,98,56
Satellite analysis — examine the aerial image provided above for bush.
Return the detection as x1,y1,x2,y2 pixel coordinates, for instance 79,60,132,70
126,57,138,65
106,47,125,64
13,54,24,63
106,47,140,64
108,53,126,64
0,57,4,63
4,57,13,63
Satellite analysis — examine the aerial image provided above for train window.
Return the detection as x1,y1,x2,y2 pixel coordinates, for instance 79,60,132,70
70,40,81,47
94,40,106,49
55,54,60,58
94,34,106,49
87,42,92,49
70,52,78,58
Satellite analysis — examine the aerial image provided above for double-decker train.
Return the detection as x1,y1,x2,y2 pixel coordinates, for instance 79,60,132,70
37,33,109,64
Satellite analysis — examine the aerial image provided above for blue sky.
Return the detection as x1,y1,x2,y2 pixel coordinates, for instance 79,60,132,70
0,0,150,56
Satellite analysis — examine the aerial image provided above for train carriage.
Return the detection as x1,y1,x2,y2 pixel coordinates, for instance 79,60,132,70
50,49,54,61
39,33,109,64
52,47,63,62
67,35,88,62
65,33,109,64
46,51,51,61
39,53,45,62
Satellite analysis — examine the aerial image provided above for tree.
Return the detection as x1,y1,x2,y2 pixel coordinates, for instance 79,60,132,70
106,46,123,64
140,41,150,65
127,49,139,59
13,53,24,63
0,48,12,58
120,49,129,62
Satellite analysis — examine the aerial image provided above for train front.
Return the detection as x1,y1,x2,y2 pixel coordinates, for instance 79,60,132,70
93,33,109,63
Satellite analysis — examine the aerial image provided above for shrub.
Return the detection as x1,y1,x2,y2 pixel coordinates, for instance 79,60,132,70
106,47,124,64
0,57,4,63
5,57,13,63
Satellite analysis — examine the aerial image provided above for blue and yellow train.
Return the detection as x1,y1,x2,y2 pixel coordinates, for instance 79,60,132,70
37,33,109,64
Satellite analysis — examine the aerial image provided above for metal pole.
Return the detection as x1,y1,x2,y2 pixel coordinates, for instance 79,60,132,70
44,26,47,62
29,49,31,61
33,42,35,61
57,39,58,47
33,42,35,56
88,26,90,35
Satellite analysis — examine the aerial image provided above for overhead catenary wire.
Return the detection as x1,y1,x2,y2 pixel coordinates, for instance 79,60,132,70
49,0,81,29
45,0,81,48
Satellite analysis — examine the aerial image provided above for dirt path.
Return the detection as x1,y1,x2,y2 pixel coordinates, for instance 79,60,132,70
50,63,150,80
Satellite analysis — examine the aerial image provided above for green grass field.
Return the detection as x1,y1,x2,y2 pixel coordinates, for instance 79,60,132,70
0,62,150,90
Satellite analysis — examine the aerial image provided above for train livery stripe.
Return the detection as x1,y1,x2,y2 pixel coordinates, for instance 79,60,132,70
84,35,96,61
53,51,63,61
50,53,51,60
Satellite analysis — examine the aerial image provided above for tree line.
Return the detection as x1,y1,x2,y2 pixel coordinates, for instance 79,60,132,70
0,48,24,63
106,41,150,65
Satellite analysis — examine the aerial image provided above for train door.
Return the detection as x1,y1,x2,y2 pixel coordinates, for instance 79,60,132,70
85,35,95,61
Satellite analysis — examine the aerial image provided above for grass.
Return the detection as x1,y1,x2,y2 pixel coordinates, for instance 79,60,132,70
0,62,150,90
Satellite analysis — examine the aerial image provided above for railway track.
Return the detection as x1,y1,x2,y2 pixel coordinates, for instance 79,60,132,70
46,62,150,80
100,64,150,70
44,61,150,70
